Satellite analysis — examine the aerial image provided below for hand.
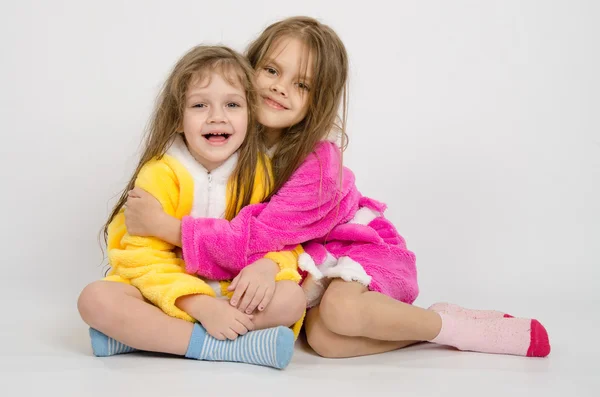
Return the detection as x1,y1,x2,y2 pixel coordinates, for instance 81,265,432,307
178,295,255,341
124,188,167,237
228,258,279,314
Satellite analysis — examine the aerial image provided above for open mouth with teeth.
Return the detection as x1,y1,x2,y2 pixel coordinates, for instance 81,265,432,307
202,132,232,144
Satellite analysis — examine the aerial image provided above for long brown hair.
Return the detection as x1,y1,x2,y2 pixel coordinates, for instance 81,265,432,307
246,16,349,198
102,45,267,244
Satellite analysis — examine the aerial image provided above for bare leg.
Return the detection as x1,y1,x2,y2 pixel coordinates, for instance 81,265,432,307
308,279,551,358
179,280,306,332
77,280,193,355
305,306,418,358
251,280,306,329
78,279,304,346
318,279,441,341
78,280,300,368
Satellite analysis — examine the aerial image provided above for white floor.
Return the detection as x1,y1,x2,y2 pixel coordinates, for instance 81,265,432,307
0,287,596,397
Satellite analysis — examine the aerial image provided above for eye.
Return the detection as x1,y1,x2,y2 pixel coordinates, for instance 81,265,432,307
264,66,278,76
192,103,206,108
296,82,310,91
226,102,242,108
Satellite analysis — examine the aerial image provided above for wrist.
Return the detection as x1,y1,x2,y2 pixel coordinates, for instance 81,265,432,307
158,213,182,247
153,212,170,239
262,258,280,274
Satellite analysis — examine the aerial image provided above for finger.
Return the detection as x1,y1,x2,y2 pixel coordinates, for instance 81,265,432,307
135,187,152,198
230,280,248,307
246,287,267,314
125,195,138,204
236,313,255,331
130,187,144,196
208,331,226,341
128,189,141,198
238,284,259,313
230,321,249,336
228,275,239,291
224,328,239,341
258,287,275,312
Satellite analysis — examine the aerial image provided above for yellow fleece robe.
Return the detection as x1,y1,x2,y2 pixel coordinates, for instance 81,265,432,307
104,136,303,337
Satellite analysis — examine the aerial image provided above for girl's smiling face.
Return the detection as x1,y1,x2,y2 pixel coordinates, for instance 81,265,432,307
182,71,248,171
255,37,314,136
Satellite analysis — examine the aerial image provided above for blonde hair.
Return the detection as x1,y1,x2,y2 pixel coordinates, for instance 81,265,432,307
246,16,349,198
102,45,268,243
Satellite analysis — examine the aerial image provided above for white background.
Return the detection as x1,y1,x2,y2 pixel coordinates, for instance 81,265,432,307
0,1,598,396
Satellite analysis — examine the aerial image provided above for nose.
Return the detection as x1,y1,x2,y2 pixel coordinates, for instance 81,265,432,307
270,82,288,98
207,106,227,124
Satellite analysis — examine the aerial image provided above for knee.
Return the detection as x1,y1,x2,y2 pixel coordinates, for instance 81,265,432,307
306,329,341,358
318,285,363,336
77,281,116,328
305,310,345,358
271,281,307,326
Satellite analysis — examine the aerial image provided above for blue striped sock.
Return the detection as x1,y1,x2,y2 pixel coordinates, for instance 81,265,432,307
185,323,294,369
89,328,137,357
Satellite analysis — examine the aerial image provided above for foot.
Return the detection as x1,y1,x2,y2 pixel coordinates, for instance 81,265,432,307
431,314,550,357
186,323,295,369
89,328,137,357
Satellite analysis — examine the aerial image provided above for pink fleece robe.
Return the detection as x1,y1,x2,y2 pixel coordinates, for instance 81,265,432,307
181,141,419,304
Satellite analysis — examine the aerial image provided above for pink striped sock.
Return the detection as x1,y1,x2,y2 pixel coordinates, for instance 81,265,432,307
430,313,550,357
428,302,513,319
